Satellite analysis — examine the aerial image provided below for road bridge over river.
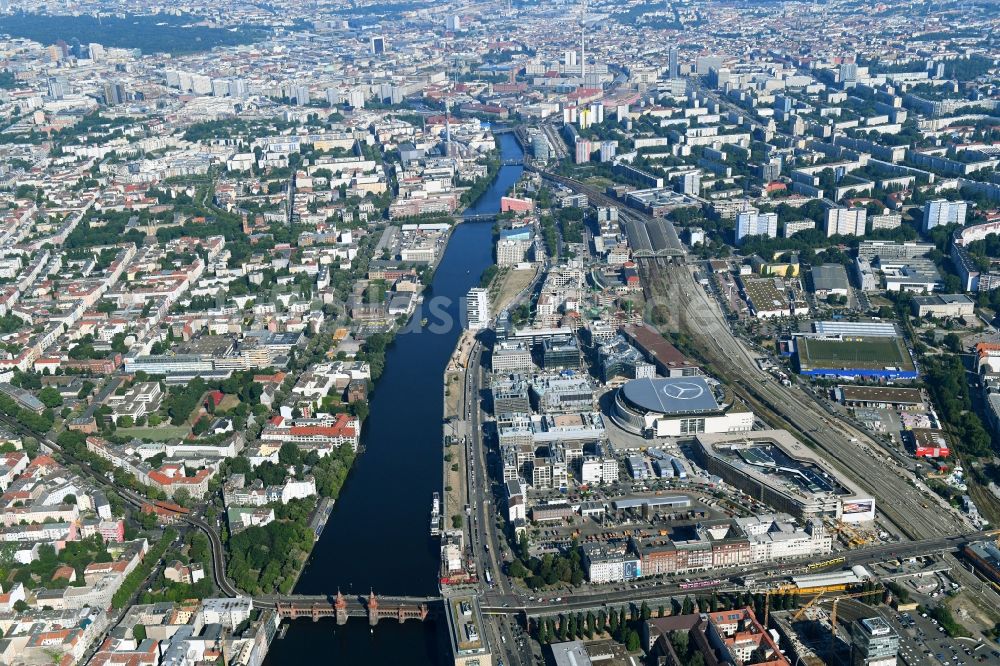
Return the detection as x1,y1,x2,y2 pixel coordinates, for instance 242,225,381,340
246,528,991,626
254,591,440,625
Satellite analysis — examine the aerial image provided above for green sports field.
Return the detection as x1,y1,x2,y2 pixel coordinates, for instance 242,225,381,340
798,336,915,372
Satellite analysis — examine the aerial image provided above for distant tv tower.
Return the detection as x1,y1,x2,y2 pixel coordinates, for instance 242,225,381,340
444,44,453,158
580,0,586,82
445,96,452,157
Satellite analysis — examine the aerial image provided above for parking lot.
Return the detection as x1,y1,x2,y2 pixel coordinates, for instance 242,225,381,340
865,557,1000,666
886,608,1000,666
527,488,724,556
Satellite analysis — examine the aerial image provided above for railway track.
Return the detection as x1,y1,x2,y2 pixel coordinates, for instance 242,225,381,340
639,258,968,542
525,167,969,542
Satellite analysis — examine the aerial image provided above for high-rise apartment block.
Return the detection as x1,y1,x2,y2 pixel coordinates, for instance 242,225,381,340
736,210,778,243
463,288,490,331
826,207,867,237
923,199,967,232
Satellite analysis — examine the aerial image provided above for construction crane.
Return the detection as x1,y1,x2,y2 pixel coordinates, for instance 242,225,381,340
827,586,884,661
830,586,882,627
792,590,826,621
762,584,795,625
786,585,882,625
836,521,869,548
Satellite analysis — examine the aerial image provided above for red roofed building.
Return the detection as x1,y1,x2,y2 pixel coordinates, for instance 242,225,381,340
25,628,86,665
261,412,360,451
567,87,603,103
704,607,789,666
459,103,508,119
23,454,61,477
52,565,77,583
141,503,183,524
147,463,215,499
91,636,159,666
63,355,122,374
205,390,225,410
621,323,700,377
975,342,1000,375
622,262,640,289
0,451,28,491
253,371,286,385
0,582,26,611
493,83,528,94
500,196,535,214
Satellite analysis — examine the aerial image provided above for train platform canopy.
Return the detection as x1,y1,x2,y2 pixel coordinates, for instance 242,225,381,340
625,217,683,257
791,565,873,592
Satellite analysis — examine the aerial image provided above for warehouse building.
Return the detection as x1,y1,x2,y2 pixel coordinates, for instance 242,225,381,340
810,264,851,298
910,294,975,318
963,540,1000,586
620,324,700,377
836,386,923,410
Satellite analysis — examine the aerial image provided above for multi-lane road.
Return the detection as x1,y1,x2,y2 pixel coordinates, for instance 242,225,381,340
457,248,551,665
476,528,992,617
460,340,535,666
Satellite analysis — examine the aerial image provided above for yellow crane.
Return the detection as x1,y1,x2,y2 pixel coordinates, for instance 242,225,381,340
792,590,826,621
836,521,869,548
827,587,884,660
788,586,882,624
826,586,882,625
762,584,796,625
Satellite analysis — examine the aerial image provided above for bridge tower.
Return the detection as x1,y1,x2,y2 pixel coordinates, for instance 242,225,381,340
367,590,379,626
335,589,348,625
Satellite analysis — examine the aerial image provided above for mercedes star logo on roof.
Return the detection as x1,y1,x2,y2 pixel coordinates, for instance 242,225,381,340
660,381,705,400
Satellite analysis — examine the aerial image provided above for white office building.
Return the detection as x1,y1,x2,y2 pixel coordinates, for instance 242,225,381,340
496,238,532,266
582,542,641,583
784,220,816,238
580,456,619,485
851,616,899,666
462,287,491,331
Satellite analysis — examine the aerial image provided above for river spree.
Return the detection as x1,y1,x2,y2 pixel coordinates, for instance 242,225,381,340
264,133,524,664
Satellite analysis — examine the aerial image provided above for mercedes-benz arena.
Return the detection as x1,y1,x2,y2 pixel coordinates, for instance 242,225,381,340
610,376,754,437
